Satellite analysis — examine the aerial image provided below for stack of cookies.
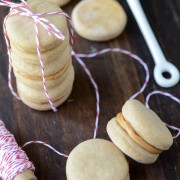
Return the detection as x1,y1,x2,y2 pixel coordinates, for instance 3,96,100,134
6,0,74,111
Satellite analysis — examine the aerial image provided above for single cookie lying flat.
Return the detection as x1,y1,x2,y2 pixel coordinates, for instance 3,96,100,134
72,0,127,41
107,99,173,164
66,139,129,180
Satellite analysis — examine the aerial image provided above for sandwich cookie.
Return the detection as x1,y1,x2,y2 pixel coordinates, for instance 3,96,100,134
12,45,71,77
72,0,127,41
19,85,73,111
14,62,73,89
66,139,129,180
107,99,173,164
6,0,68,53
17,67,75,103
10,33,70,65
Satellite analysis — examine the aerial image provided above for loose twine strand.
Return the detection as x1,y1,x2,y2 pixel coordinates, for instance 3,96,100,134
71,48,150,138
0,0,179,179
145,90,180,138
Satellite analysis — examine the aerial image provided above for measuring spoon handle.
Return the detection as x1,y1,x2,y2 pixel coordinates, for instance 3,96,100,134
126,0,179,88
126,0,166,64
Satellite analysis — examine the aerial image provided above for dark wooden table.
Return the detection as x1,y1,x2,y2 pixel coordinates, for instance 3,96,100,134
0,0,180,179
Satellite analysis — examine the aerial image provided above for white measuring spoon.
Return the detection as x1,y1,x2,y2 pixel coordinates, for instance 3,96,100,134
126,0,180,88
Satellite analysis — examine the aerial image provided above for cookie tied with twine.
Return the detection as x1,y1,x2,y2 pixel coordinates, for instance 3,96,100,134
4,0,74,111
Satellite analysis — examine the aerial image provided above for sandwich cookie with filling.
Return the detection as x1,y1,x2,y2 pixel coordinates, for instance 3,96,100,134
19,84,73,111
17,66,75,103
11,45,71,77
107,99,173,164
10,31,70,65
6,0,69,53
14,61,73,89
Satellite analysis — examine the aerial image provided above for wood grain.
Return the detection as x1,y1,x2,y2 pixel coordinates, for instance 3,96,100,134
0,0,179,179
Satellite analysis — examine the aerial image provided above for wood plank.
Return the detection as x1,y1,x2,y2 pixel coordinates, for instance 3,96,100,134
0,0,179,179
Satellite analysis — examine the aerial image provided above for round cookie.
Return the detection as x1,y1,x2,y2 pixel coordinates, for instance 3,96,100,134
20,84,73,111
66,139,129,180
71,0,127,41
107,99,173,164
14,63,73,89
107,117,159,164
12,45,72,77
50,0,71,7
17,67,75,103
6,0,69,52
10,31,70,65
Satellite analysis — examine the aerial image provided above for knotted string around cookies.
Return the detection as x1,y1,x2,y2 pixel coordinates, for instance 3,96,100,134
2,0,74,112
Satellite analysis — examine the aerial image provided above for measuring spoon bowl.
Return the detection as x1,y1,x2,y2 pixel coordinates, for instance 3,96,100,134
154,62,180,88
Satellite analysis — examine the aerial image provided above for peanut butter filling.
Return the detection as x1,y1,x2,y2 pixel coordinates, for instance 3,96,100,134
116,113,162,154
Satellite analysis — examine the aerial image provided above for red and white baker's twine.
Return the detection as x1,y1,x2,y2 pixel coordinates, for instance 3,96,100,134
145,90,180,138
0,120,35,180
0,0,180,179
22,141,68,158
71,48,150,138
